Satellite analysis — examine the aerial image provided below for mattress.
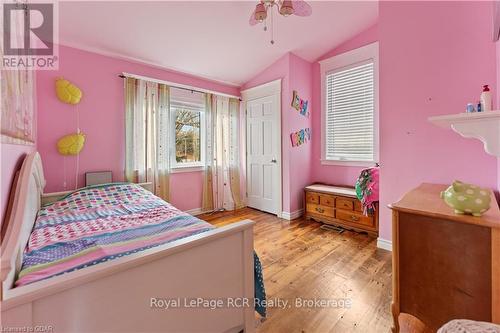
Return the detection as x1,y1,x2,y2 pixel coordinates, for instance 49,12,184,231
16,183,214,287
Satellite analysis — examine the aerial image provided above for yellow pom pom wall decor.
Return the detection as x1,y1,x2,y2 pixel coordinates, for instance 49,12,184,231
55,78,82,105
57,133,86,156
55,78,85,190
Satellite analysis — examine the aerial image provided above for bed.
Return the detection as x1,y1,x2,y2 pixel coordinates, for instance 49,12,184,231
1,152,257,333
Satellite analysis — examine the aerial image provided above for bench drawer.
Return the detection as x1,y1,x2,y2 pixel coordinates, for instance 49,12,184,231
336,210,374,228
306,192,320,204
336,198,354,211
319,194,335,207
354,200,363,212
306,203,334,218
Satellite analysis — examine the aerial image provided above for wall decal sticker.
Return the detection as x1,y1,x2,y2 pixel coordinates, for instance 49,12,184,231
290,128,311,147
291,90,309,117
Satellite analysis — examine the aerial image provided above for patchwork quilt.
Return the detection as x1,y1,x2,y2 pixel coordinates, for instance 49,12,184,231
16,183,215,286
16,183,266,317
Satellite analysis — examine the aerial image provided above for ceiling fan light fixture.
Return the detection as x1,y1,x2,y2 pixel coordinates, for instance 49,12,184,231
279,0,294,16
255,3,267,22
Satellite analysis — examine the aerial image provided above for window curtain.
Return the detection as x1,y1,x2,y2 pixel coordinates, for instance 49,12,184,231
201,94,243,211
202,93,215,211
155,84,171,201
228,98,243,209
124,77,171,201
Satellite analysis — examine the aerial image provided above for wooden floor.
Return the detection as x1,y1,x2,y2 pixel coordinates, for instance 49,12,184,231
198,208,393,333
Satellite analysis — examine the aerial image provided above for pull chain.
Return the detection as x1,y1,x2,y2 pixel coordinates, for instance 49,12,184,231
270,6,275,45
75,104,80,190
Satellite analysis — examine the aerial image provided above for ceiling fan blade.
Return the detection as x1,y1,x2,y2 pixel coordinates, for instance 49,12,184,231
292,0,312,17
249,8,259,26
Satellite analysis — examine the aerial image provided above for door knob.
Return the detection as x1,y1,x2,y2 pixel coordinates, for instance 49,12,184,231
271,159,277,163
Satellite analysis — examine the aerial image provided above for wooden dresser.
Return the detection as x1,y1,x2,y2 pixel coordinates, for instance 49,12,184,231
390,183,500,332
304,184,378,236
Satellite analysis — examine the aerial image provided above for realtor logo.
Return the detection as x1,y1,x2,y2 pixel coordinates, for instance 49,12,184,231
2,1,58,69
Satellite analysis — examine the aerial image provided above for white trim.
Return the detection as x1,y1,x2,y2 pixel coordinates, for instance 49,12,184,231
320,42,379,167
240,79,281,100
184,208,203,216
122,72,240,99
376,237,392,251
281,209,304,221
170,166,205,173
59,41,240,87
320,159,378,167
170,104,207,170
241,79,282,218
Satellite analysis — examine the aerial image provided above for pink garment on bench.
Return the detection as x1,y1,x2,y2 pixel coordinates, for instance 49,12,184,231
355,167,379,215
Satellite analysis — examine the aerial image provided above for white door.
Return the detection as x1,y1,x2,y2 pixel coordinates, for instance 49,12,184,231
246,94,281,215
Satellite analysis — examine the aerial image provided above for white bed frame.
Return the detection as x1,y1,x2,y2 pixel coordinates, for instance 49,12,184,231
0,152,255,333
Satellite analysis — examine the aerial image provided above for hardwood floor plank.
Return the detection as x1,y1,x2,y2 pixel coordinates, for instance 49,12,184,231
198,208,392,333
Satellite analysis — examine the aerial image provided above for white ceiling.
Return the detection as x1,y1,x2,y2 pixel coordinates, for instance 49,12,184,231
59,1,378,86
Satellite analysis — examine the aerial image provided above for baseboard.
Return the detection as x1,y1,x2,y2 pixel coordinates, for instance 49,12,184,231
377,237,392,251
281,209,304,221
184,208,203,216
185,206,244,216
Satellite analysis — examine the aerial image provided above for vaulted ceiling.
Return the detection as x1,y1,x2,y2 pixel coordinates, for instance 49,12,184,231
59,1,378,86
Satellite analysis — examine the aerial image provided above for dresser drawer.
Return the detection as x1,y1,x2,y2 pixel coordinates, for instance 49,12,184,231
306,192,320,204
306,203,334,218
336,198,354,211
336,210,374,228
319,194,335,207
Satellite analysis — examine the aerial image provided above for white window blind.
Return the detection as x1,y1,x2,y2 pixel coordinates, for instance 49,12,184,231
325,61,374,162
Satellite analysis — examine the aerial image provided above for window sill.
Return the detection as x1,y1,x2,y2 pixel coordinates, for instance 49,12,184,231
320,159,378,167
170,165,205,174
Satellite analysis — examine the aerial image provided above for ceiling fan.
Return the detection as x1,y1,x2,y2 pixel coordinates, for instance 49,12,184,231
249,0,312,45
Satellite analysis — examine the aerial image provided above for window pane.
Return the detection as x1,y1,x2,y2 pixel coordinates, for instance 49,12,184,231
326,61,374,162
175,109,201,163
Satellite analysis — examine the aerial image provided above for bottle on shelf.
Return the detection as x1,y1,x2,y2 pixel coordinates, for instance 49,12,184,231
480,85,492,112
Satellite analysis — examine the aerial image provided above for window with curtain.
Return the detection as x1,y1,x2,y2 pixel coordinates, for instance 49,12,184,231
320,42,378,166
169,87,206,169
125,76,241,211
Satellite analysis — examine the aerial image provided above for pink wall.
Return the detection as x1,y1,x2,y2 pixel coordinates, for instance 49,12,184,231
378,1,498,241
311,24,378,187
36,45,239,211
242,52,313,214
1,144,35,226
310,3,498,242
288,54,313,212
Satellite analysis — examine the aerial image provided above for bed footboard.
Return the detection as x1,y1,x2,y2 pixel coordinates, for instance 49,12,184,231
1,220,255,333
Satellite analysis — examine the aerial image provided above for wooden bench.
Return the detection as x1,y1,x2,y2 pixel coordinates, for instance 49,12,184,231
304,184,378,236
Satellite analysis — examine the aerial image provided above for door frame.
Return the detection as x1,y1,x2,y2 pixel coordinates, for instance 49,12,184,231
241,79,282,218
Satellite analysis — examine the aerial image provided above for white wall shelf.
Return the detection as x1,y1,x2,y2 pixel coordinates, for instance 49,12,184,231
428,110,500,157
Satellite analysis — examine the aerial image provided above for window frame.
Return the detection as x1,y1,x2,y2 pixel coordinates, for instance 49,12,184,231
320,42,379,167
169,103,206,172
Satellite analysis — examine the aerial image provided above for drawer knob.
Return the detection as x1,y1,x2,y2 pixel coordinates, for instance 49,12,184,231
350,215,360,221
316,207,325,213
